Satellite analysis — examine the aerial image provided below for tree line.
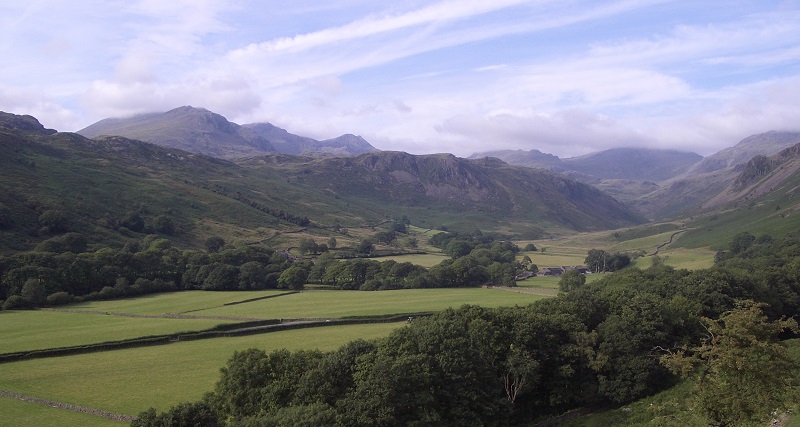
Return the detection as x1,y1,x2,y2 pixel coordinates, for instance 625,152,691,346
0,235,299,310
133,231,800,426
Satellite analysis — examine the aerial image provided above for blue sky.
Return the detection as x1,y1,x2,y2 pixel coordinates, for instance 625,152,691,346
1,0,799,157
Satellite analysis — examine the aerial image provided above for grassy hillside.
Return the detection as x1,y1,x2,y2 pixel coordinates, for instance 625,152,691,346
0,113,647,253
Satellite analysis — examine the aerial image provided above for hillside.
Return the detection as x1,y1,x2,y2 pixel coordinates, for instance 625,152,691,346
700,142,800,211
241,152,646,232
685,130,800,176
629,132,800,220
0,112,645,252
78,106,378,158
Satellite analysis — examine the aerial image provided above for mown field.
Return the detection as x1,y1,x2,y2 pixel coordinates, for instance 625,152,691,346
0,286,546,425
0,323,403,417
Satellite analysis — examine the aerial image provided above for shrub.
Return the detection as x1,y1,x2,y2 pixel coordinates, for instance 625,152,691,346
46,291,76,306
2,295,29,310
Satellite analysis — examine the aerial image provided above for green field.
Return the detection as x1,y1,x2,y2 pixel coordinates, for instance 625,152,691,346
630,249,716,270
0,396,126,427
0,310,228,353
65,290,289,316
0,286,546,425
0,323,403,419
65,288,544,320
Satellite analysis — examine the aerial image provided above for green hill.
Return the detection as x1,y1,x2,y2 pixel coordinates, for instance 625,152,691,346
0,112,645,253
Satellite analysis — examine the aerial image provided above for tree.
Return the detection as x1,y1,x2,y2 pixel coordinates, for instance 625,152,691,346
729,231,756,254
327,236,337,249
204,236,225,253
153,215,175,235
38,209,69,233
278,265,308,290
21,278,47,306
585,249,629,273
238,261,268,290
585,249,609,273
661,301,800,426
132,402,220,427
558,270,585,293
355,239,374,255
298,238,318,255
524,243,537,252
120,211,145,232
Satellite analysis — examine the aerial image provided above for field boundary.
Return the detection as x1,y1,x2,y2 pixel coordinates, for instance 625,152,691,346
482,285,558,297
0,390,136,422
0,313,428,364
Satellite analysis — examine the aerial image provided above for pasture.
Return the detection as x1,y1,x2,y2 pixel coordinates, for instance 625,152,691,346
0,286,546,425
0,310,227,353
68,288,545,320
0,396,125,427
0,323,403,417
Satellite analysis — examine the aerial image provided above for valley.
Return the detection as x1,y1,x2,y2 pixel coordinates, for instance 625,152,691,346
2,108,800,426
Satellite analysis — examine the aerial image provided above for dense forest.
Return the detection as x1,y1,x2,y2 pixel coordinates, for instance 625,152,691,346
130,231,800,426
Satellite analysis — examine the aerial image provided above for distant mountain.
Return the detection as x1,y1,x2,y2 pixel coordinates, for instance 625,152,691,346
78,106,378,159
242,122,377,156
562,148,702,182
685,131,800,176
468,149,566,171
78,106,275,158
470,147,702,182
631,131,800,219
0,111,644,252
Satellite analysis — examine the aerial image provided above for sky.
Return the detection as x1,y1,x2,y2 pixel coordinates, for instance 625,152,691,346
1,1,800,158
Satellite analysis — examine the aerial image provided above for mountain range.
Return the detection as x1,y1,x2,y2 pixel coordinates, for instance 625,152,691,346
3,106,800,254
78,106,377,158
0,111,645,253
470,131,800,219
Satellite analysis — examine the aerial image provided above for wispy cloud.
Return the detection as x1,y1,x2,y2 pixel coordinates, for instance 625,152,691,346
0,0,799,158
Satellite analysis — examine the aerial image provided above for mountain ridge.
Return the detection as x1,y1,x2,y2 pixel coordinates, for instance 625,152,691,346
1,111,645,253
78,106,378,158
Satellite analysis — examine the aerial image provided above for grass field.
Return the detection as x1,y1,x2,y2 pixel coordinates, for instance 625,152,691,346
630,249,716,270
0,323,404,418
67,288,544,320
0,286,546,424
188,288,545,319
0,396,126,427
65,290,289,316
0,310,228,353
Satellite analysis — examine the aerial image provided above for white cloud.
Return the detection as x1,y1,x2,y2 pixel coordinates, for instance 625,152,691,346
1,0,799,159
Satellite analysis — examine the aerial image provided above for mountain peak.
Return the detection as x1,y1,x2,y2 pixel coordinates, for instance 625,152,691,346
0,111,57,135
79,107,378,158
